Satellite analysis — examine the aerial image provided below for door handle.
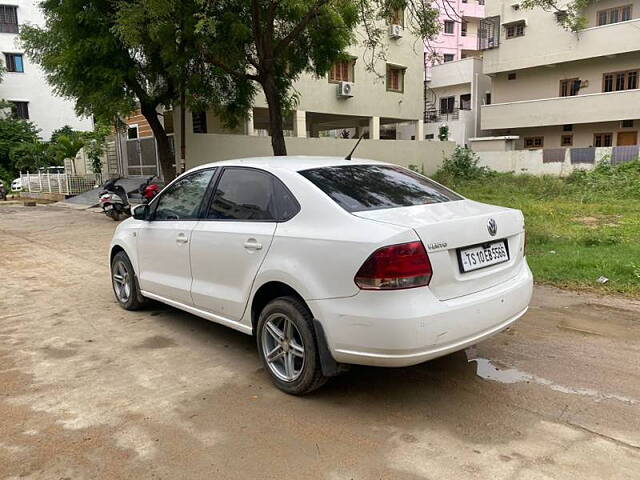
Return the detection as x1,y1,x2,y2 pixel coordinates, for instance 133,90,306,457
244,239,263,251
176,233,189,244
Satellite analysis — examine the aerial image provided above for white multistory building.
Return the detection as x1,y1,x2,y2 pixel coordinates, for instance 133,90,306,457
0,1,92,139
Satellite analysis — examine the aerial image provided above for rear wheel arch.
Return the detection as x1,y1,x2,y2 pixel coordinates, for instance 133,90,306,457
110,244,126,264
250,281,340,378
251,281,312,334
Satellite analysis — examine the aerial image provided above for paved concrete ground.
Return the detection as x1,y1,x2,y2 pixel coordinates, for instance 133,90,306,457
1,205,639,480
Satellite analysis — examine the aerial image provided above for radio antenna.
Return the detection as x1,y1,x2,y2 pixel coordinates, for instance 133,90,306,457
345,134,365,160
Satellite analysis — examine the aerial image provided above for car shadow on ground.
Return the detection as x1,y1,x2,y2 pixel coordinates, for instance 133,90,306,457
144,300,493,401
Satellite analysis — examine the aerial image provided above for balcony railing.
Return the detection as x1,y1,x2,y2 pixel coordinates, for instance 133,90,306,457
425,107,472,123
481,89,640,130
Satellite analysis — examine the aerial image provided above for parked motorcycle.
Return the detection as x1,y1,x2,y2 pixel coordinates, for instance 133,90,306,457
99,176,160,221
137,176,160,203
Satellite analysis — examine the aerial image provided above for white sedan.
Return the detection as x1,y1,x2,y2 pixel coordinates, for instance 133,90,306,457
110,157,533,394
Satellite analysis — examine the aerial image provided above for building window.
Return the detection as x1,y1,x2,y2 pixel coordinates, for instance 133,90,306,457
390,8,404,27
622,119,634,128
596,5,632,26
507,72,517,80
563,124,573,132
10,101,29,119
425,133,435,140
4,53,23,72
386,65,405,93
461,21,468,36
460,93,471,110
440,96,455,113
0,5,18,33
524,136,544,149
192,111,208,133
329,59,354,83
559,78,581,96
485,93,492,105
127,125,139,139
603,70,638,92
443,53,455,62
444,20,455,34
561,135,573,146
505,21,525,38
594,133,613,147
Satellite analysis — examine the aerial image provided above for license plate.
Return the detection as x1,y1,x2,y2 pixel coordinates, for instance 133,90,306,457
458,240,509,273
104,205,113,211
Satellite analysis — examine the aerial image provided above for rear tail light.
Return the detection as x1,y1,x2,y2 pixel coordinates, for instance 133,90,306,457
355,241,432,290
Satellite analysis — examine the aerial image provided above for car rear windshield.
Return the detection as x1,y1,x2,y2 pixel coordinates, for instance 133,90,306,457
299,164,462,212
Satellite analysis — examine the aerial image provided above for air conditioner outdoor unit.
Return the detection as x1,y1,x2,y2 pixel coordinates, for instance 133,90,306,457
337,81,354,98
388,24,403,39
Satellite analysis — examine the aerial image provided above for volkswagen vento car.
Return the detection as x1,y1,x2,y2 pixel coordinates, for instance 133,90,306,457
110,157,533,394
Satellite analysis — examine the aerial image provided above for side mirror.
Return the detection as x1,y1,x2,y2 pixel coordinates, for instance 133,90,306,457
132,204,150,221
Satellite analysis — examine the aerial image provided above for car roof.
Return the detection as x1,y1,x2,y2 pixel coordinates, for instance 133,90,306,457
189,156,389,173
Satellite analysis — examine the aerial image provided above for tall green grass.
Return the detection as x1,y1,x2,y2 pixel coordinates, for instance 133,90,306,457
433,150,640,296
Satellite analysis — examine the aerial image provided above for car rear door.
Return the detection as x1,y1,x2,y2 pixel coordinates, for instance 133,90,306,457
137,168,216,304
190,167,286,321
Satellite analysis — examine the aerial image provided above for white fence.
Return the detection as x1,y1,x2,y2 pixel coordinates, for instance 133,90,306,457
476,146,638,176
20,172,103,195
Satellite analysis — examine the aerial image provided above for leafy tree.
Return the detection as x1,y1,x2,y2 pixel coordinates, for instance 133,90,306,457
11,139,55,172
50,125,79,143
520,0,592,31
195,0,440,155
113,0,248,174
82,121,113,174
0,116,41,176
49,134,85,165
20,0,185,180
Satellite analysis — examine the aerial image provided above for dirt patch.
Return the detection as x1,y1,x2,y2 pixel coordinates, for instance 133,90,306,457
574,215,622,229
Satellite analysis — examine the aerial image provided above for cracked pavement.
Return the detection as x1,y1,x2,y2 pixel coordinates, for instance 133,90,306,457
1,205,639,479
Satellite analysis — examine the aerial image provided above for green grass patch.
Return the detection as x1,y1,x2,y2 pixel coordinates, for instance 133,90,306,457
433,157,640,297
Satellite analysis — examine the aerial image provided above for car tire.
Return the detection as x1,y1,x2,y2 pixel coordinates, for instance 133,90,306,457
111,251,146,310
257,296,328,395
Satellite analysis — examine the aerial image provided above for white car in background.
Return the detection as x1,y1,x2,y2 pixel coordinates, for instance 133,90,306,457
11,178,22,192
109,156,533,394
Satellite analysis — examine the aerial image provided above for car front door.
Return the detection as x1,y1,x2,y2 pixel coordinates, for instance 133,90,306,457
137,168,216,304
190,167,285,321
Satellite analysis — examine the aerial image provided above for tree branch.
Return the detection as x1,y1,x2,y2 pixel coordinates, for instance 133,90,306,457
273,0,331,58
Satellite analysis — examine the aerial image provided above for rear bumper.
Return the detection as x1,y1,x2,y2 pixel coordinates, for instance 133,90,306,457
308,260,533,367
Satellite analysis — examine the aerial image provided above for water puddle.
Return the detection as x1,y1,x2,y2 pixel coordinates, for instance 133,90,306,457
466,351,638,406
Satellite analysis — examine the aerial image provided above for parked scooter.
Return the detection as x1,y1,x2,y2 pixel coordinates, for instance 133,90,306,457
99,177,130,221
99,176,161,221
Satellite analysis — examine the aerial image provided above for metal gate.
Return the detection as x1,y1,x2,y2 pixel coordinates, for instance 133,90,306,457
125,137,160,177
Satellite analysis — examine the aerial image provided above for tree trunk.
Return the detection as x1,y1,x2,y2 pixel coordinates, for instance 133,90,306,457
261,74,287,156
139,103,176,182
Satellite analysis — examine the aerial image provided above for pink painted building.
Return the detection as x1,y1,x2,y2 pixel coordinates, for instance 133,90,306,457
426,0,485,79
421,0,490,146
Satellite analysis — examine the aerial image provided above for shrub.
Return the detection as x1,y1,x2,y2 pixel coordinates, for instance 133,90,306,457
436,146,493,181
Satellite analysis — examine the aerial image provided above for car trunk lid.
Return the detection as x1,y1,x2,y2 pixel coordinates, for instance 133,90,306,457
353,199,526,300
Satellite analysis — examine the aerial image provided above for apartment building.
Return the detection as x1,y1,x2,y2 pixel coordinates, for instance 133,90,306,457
422,0,490,145
0,1,92,139
480,0,640,150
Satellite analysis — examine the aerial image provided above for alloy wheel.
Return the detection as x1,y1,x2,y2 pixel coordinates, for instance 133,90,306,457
261,313,305,382
112,260,131,303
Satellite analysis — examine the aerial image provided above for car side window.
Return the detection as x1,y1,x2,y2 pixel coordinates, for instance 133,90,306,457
207,168,277,221
273,178,300,221
153,168,215,220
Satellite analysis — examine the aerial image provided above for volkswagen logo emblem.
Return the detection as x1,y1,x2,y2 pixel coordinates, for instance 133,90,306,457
487,218,498,236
